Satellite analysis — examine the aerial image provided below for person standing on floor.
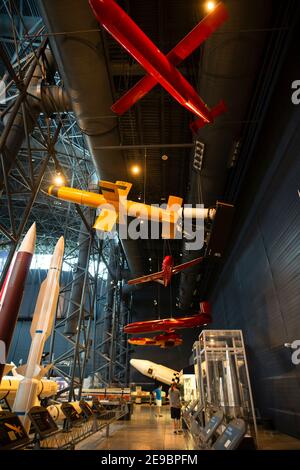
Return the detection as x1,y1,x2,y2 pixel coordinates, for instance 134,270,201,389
153,384,163,417
168,382,182,433
149,390,155,406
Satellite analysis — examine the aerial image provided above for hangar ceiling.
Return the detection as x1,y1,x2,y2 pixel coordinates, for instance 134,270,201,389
0,0,296,308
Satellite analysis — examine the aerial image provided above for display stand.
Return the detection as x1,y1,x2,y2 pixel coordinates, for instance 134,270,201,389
0,410,30,450
61,403,83,430
79,401,93,420
194,330,258,448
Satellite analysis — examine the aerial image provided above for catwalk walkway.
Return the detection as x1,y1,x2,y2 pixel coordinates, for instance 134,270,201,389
77,404,194,450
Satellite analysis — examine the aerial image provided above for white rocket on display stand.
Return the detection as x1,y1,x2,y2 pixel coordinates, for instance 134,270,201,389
13,236,64,433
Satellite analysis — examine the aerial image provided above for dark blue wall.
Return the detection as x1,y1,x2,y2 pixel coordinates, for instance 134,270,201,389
210,27,300,437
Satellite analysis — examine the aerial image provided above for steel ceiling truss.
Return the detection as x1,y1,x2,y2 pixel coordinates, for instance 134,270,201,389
0,0,96,284
47,231,106,401
90,240,132,388
0,0,131,399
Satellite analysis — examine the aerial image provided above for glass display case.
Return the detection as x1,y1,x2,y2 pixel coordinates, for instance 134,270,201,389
182,373,197,404
194,330,257,443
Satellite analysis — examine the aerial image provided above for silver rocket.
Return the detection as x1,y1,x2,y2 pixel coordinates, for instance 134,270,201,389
0,223,36,383
13,236,64,433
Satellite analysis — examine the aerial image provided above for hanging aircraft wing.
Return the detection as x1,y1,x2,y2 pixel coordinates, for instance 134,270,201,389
127,270,164,285
172,256,204,274
109,2,228,116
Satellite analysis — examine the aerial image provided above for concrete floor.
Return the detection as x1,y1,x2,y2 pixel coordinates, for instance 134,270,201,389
257,429,300,450
77,405,194,450
77,405,300,451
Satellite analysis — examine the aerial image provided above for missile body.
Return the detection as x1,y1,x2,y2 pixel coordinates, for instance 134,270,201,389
47,401,90,423
48,184,182,225
130,359,181,386
124,313,212,334
0,375,58,408
0,223,36,383
110,3,228,116
89,0,213,123
128,332,183,348
48,182,211,235
13,237,64,433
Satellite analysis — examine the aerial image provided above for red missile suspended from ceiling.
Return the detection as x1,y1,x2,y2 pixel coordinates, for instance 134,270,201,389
89,0,228,129
127,255,204,288
124,302,212,334
128,332,183,349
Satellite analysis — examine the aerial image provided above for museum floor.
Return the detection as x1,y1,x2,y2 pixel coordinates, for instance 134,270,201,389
77,405,300,451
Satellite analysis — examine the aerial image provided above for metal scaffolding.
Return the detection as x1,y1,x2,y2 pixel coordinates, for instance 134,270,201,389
90,239,132,388
0,0,130,399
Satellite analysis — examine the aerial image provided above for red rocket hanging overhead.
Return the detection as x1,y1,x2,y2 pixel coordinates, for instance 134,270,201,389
127,255,204,287
124,301,212,334
89,0,228,130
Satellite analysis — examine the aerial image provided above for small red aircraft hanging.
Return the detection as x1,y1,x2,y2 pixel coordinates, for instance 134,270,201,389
128,331,183,349
124,301,212,334
89,0,228,132
127,255,203,287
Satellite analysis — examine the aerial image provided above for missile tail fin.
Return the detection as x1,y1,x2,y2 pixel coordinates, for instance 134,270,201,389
115,181,132,197
167,195,183,210
35,364,53,379
190,100,227,133
93,208,118,232
16,364,27,376
161,196,182,238
16,363,52,379
3,364,13,376
161,222,177,239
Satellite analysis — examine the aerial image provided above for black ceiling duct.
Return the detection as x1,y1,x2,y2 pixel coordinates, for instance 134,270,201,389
37,0,144,278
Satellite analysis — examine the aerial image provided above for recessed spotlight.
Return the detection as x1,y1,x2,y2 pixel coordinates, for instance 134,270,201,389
53,173,65,186
131,164,141,175
161,154,168,161
206,1,215,11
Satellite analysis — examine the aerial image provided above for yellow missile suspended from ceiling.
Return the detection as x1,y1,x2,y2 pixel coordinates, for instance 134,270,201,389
48,180,185,237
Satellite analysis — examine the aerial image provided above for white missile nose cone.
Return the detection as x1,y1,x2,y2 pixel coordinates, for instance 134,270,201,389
54,236,64,253
57,236,65,252
50,236,65,269
130,359,143,370
19,222,36,254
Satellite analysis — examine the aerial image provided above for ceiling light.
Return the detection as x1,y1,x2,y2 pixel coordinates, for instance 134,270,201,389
206,1,215,11
161,154,168,161
131,164,141,175
53,173,65,186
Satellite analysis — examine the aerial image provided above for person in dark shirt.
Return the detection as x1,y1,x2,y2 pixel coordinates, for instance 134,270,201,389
168,382,182,433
